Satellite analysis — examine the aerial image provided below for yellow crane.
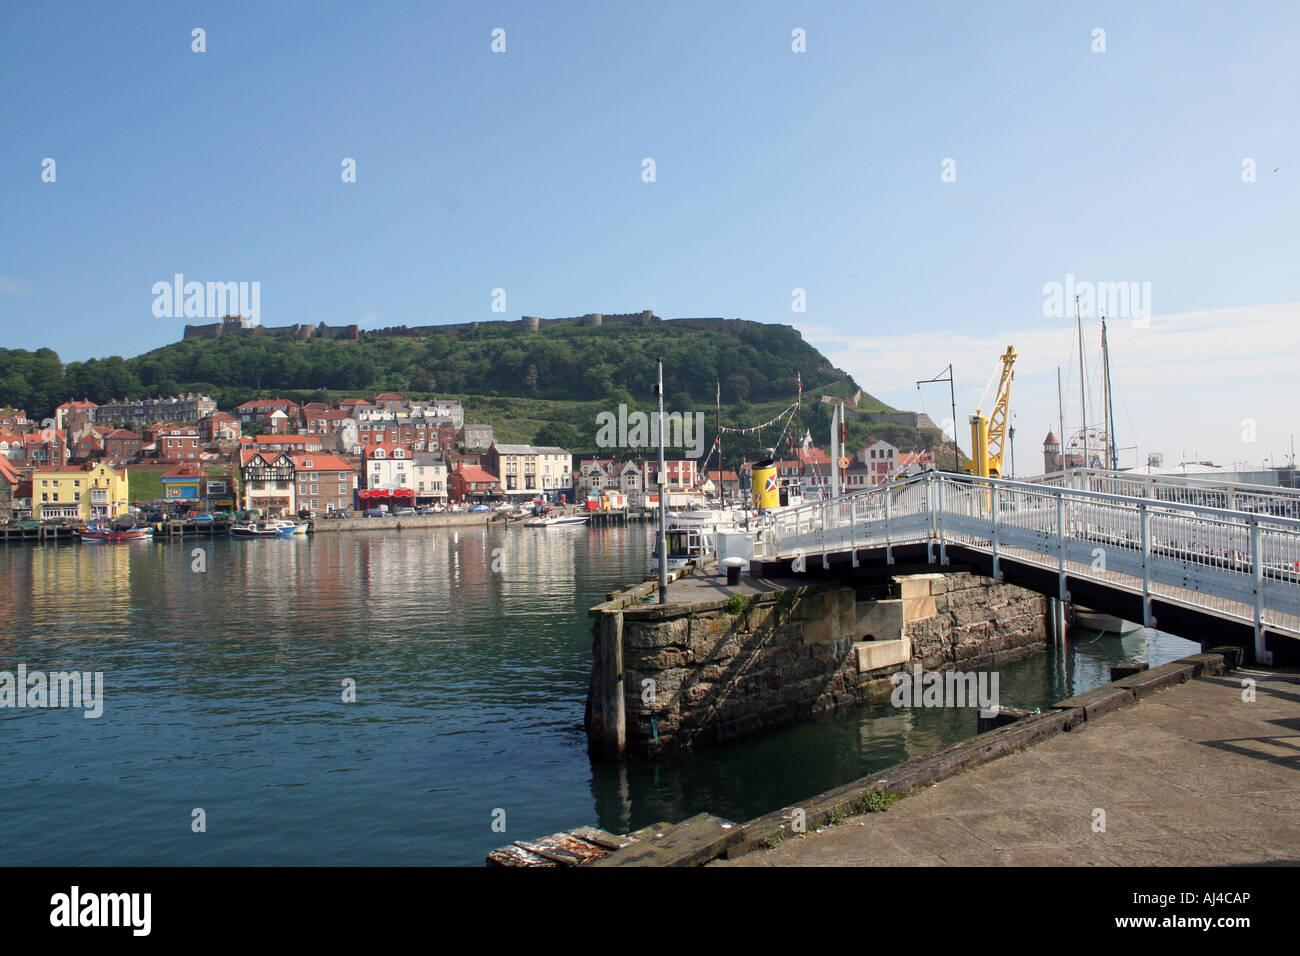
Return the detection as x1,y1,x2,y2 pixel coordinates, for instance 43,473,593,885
968,346,1017,478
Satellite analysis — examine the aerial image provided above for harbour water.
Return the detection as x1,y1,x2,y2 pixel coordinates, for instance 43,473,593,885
0,527,1197,866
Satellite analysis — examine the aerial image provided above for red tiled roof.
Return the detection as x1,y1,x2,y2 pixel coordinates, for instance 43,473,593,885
289,453,355,472
253,433,319,445
454,465,498,484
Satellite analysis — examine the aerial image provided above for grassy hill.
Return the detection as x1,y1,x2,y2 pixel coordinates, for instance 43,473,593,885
0,317,956,462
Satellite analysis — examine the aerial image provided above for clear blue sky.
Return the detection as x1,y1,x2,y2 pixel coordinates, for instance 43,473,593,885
2,1,1297,465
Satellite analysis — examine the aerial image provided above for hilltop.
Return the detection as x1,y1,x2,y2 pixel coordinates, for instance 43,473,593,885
0,313,955,460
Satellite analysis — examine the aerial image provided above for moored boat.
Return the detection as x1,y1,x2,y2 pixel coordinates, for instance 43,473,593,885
230,520,295,538
523,514,590,527
78,522,154,543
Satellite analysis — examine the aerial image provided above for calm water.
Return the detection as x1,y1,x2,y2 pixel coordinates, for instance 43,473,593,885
0,527,1197,865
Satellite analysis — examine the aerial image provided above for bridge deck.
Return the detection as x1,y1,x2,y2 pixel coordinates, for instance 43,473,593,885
750,471,1300,661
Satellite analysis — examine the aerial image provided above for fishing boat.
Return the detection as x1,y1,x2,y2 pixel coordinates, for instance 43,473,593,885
78,522,154,543
523,513,589,527
269,519,310,535
230,520,295,538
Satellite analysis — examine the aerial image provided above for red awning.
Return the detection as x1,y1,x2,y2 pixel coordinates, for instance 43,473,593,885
357,488,414,500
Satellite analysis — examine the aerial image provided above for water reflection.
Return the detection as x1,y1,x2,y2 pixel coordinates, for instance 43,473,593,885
0,527,1199,865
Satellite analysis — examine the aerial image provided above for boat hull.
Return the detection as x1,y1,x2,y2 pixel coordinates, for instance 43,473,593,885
78,527,153,543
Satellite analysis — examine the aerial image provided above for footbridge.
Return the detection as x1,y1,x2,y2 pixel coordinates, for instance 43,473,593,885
751,470,1300,664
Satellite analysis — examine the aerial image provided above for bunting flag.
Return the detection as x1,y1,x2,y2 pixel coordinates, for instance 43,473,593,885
718,402,799,435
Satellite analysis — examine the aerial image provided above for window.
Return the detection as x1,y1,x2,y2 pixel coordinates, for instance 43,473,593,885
310,484,318,495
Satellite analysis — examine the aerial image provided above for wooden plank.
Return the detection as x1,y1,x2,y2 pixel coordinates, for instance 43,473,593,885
513,832,610,866
589,814,742,867
485,844,557,867
570,826,636,851
629,822,672,842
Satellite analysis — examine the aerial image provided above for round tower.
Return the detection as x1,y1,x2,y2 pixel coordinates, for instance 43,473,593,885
1043,431,1061,473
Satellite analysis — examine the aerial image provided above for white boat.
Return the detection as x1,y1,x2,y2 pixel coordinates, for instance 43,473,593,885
230,520,295,538
1072,606,1142,634
524,513,589,527
652,508,756,571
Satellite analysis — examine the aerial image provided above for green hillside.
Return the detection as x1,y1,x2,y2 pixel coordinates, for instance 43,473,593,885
0,319,956,463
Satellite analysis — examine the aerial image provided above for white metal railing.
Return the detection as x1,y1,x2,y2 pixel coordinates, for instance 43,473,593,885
1028,468,1300,520
753,470,1300,662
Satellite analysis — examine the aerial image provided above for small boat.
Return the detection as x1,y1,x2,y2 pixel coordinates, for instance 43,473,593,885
78,522,154,543
1072,606,1143,635
230,520,295,538
523,514,590,527
270,519,310,535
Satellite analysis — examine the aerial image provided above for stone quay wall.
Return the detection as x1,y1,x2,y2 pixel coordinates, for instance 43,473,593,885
587,570,1050,759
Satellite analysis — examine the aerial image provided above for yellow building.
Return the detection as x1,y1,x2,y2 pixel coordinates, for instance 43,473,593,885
33,463,130,520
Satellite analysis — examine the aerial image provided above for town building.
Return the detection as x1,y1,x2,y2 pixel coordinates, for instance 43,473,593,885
95,394,216,425
449,463,500,503
0,458,19,521
150,425,201,461
483,444,573,500
31,462,130,520
55,399,99,432
103,428,143,461
291,454,356,515
459,424,493,450
411,454,449,505
238,449,296,515
234,398,301,431
198,411,241,441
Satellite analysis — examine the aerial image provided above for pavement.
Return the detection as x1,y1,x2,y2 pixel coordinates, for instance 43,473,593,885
715,666,1300,866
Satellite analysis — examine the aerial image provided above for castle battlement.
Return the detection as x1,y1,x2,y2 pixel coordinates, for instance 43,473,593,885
180,311,778,343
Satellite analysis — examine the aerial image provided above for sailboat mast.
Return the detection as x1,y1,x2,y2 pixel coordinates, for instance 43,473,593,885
1076,296,1088,469
1101,319,1110,470
1057,367,1064,459
1102,319,1118,470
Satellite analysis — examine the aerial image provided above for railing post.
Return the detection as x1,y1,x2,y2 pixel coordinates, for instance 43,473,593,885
1140,501,1154,629
938,477,948,566
991,485,1001,580
850,497,859,568
1056,492,1070,601
821,500,829,569
926,476,936,565
884,485,893,565
1250,515,1270,664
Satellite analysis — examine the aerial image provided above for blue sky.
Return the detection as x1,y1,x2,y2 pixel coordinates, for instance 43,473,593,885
2,1,1297,467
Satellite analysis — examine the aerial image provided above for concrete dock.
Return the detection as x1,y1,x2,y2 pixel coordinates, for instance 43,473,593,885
715,664,1300,866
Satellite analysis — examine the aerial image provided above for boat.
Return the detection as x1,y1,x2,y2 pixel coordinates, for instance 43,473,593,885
270,519,310,535
523,513,590,527
1072,606,1143,634
78,522,154,543
230,520,296,538
652,507,756,571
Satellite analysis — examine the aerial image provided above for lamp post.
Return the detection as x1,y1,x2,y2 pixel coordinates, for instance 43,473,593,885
916,364,958,472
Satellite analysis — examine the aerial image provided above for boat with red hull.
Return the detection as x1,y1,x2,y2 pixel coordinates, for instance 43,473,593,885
78,523,154,543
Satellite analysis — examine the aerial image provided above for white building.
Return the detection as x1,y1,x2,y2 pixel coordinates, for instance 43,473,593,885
412,453,449,503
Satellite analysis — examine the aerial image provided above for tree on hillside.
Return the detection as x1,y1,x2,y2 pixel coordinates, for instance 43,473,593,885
534,422,582,451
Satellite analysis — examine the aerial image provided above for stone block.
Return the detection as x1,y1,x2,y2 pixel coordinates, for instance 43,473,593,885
854,636,911,673
625,617,691,649
902,595,938,621
856,599,905,641
895,573,944,601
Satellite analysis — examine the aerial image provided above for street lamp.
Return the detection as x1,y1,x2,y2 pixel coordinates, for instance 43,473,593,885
916,365,958,473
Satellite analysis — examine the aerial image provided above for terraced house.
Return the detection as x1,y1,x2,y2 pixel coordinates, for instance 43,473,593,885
483,443,573,501
31,462,130,520
291,454,356,514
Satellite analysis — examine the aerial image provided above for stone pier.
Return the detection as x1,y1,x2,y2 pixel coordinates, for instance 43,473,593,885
586,565,1049,758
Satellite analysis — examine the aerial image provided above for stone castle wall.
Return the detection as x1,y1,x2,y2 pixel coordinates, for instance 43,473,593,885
180,312,781,344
